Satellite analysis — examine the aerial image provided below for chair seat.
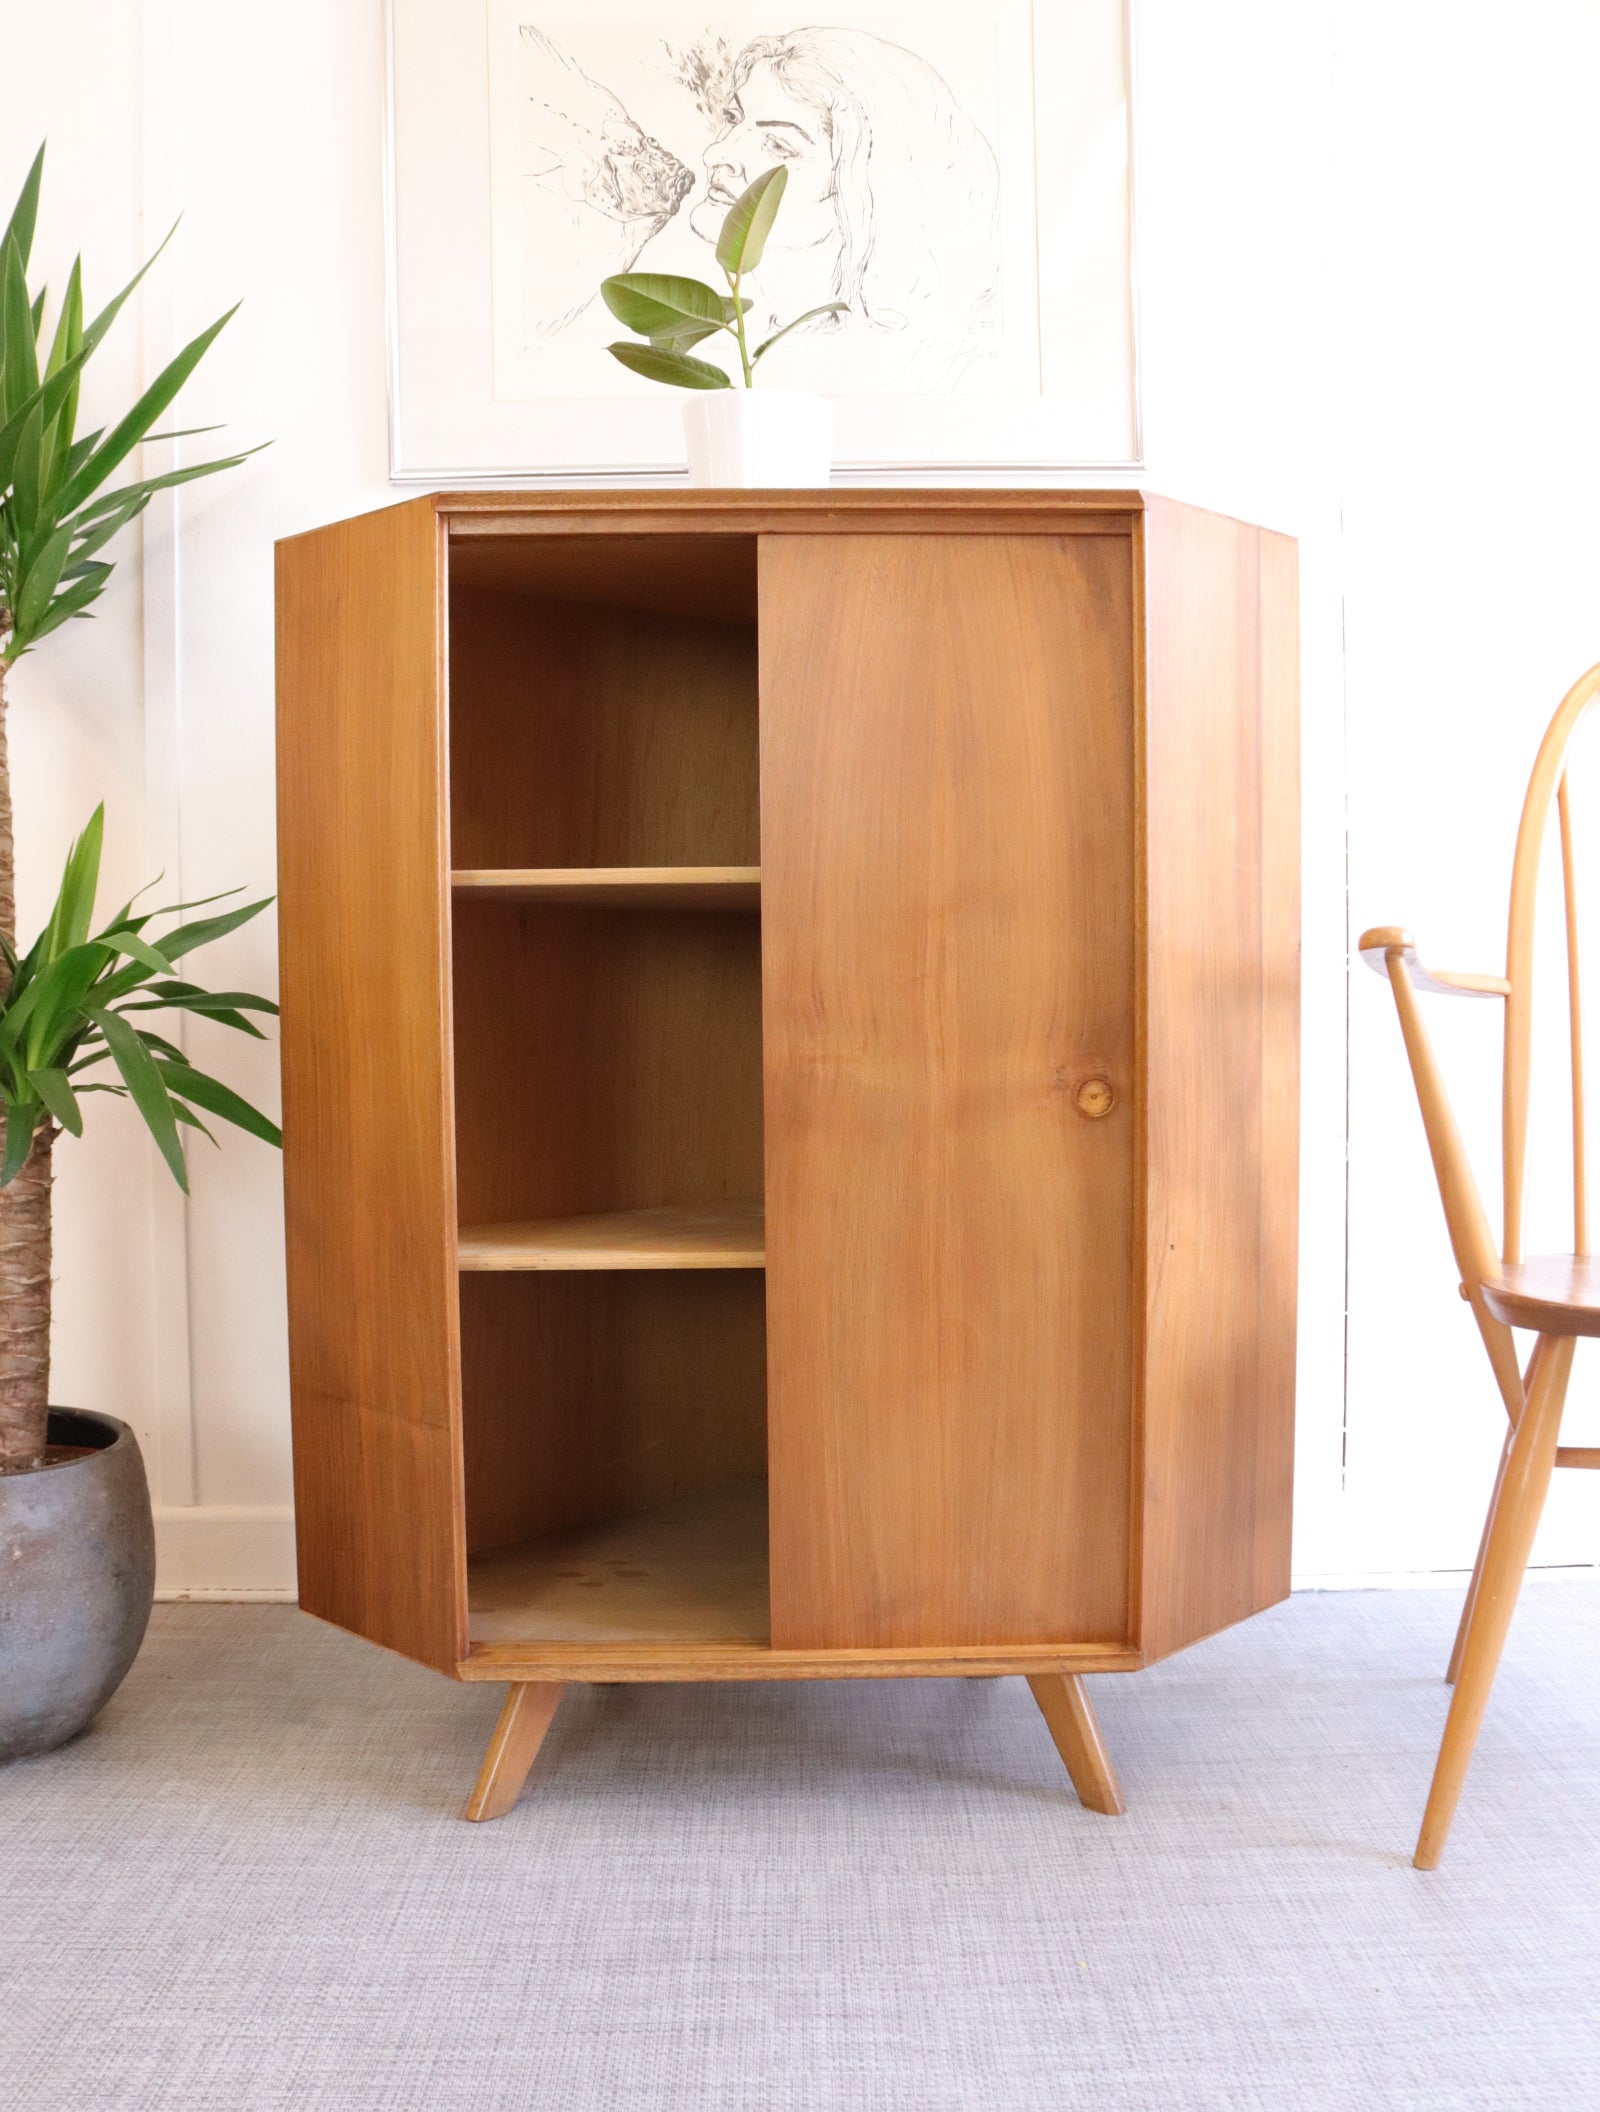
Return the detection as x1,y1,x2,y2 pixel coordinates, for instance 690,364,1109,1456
1480,1256,1600,1336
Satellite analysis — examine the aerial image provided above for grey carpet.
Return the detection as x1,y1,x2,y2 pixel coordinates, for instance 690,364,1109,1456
3,1584,1599,2112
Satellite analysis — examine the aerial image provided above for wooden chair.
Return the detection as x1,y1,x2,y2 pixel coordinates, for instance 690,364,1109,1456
1362,660,1600,1867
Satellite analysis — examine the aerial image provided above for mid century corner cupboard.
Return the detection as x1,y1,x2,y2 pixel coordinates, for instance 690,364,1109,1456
275,489,1299,1821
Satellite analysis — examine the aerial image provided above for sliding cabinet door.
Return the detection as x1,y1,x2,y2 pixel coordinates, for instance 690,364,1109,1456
759,531,1138,1650
276,498,466,1672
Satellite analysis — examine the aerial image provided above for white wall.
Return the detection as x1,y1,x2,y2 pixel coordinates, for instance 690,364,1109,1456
3,1,1596,1596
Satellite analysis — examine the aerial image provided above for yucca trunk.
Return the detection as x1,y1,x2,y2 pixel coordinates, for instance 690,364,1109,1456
0,658,55,1472
0,657,14,986
0,1113,53,1471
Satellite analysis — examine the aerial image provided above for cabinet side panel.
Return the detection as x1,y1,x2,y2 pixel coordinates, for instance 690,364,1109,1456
762,532,1137,1650
1138,499,1300,1662
275,498,466,1672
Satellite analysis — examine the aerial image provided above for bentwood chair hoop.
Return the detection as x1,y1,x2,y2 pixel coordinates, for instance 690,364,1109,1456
1361,657,1600,1868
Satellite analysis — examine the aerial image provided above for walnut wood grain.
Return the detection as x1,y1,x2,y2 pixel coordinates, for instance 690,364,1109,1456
448,586,758,871
457,1203,764,1272
1026,1673,1127,1814
275,496,467,1673
274,489,1302,1731
760,532,1138,1651
463,1682,567,1821
451,868,760,912
469,1481,770,1645
458,1641,1143,1683
1134,497,1300,1664
451,900,764,1229
448,531,756,624
459,1272,768,1559
441,490,1142,542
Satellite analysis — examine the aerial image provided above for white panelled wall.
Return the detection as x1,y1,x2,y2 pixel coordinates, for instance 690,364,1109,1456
2,2,1596,1595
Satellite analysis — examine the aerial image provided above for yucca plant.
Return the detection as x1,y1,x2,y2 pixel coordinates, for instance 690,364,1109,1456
0,144,275,1471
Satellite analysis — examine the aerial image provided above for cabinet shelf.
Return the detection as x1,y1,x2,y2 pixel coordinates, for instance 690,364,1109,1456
452,867,760,911
469,1481,770,1646
457,1202,765,1272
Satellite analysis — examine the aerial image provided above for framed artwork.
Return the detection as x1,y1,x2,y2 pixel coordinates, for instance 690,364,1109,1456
385,1,1140,479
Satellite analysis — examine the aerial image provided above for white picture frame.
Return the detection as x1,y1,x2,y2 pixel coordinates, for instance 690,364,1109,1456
385,0,1142,481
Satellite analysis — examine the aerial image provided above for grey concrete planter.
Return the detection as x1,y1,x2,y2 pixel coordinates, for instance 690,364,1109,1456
0,1409,156,1762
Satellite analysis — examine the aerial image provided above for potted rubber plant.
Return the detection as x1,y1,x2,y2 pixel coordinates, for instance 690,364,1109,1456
602,166,845,487
0,145,280,1763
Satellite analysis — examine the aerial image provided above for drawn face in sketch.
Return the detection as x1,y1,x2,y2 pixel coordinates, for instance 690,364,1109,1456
686,29,1001,375
693,60,838,258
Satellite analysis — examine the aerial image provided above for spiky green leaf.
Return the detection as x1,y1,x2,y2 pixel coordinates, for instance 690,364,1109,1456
151,1055,280,1147
0,1100,39,1185
2,234,39,420
157,894,272,961
82,1003,187,1188
2,146,45,273
52,304,240,519
31,1067,82,1137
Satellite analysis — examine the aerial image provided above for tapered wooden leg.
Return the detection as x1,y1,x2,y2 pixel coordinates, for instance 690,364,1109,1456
464,1682,566,1822
1027,1673,1126,1815
1415,1334,1574,1869
1447,1425,1514,1685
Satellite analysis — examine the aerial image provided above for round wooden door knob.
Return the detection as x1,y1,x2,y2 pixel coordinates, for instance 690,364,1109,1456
1075,1077,1114,1118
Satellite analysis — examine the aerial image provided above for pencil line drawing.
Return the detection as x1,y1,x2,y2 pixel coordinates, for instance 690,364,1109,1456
503,20,1003,390
515,27,696,340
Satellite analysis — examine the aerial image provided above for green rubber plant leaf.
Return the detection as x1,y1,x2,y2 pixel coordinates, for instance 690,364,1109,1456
601,273,732,339
752,302,850,363
716,165,787,275
605,342,732,390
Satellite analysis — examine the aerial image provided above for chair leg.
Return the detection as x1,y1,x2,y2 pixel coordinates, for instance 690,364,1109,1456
1447,1426,1514,1684
464,1682,566,1822
1026,1673,1126,1815
1414,1334,1574,1869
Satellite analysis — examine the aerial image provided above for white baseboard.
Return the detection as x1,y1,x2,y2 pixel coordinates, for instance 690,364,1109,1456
153,1505,299,1601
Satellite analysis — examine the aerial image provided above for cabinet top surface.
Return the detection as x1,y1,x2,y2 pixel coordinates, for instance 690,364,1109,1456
277,488,1300,555
436,488,1144,532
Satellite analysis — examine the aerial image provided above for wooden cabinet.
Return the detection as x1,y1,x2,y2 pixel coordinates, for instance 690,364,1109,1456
275,490,1298,1816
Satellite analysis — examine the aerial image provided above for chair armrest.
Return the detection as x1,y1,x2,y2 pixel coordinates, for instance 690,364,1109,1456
1358,926,1511,998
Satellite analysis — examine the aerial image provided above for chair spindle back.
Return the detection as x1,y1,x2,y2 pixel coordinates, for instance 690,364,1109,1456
1502,664,1600,1264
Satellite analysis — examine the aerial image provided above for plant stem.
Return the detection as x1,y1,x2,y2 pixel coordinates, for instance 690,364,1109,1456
727,269,754,387
0,654,13,1000
0,1120,54,1470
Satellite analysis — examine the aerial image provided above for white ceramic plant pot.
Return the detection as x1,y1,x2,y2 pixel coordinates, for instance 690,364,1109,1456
681,389,835,488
